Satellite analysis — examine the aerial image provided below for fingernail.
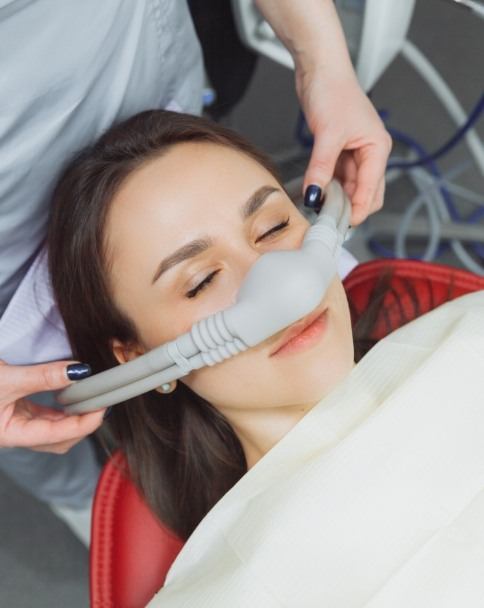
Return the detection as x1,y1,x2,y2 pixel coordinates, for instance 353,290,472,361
66,363,92,381
304,184,322,209
103,406,113,420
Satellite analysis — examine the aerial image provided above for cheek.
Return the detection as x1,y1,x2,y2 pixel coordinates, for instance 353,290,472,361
182,350,267,408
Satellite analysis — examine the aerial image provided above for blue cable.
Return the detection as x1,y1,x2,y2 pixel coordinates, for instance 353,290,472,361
371,126,484,261
386,127,460,221
373,124,453,259
387,92,484,170
373,106,484,261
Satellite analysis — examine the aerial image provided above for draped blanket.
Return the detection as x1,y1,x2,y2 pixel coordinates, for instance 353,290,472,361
149,291,484,607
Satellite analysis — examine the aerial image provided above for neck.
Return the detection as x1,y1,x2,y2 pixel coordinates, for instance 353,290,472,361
220,401,317,469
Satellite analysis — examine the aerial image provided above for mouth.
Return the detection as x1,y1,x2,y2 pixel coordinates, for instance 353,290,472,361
269,306,329,357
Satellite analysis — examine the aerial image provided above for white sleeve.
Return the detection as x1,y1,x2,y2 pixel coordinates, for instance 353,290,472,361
0,248,71,365
0,0,203,314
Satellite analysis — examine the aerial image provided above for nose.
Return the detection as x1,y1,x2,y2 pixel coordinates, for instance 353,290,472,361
232,222,307,285
227,246,262,303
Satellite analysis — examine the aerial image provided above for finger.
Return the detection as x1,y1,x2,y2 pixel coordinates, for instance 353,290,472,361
334,152,358,199
4,360,90,401
303,129,343,196
4,407,106,449
350,144,389,226
15,400,67,422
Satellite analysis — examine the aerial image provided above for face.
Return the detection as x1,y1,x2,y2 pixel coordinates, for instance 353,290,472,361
105,142,354,415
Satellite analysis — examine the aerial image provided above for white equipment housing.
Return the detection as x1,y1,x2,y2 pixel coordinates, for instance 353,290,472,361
231,0,416,91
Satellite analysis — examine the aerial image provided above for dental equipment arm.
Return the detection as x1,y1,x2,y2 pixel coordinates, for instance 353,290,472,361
58,180,351,414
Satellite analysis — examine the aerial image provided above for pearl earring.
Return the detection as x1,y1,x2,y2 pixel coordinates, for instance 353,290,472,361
160,381,176,394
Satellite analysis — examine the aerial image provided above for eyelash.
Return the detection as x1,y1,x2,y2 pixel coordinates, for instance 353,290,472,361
186,217,290,299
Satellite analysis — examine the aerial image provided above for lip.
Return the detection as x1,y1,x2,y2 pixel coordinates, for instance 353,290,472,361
269,306,328,357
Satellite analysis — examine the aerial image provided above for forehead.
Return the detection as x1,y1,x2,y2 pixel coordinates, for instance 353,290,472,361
113,141,275,216
104,141,279,256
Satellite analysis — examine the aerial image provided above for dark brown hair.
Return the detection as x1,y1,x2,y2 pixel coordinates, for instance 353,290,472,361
48,110,284,540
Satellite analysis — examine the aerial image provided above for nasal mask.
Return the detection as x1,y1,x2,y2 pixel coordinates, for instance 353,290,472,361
59,180,351,414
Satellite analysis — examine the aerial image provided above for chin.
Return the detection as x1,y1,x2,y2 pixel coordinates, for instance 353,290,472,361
292,355,355,404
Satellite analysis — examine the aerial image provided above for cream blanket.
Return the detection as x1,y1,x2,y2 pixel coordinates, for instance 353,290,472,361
149,291,484,607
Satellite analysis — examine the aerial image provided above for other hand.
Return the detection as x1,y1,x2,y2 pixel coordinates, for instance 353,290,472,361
0,359,106,453
297,70,392,226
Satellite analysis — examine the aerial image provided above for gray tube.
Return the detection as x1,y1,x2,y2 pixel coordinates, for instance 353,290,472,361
58,331,199,405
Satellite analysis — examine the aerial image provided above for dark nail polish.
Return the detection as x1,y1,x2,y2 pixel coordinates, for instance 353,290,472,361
304,184,322,209
66,363,92,381
103,406,113,420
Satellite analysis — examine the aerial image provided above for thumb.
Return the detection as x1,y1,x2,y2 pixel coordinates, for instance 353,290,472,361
6,360,91,401
303,130,343,201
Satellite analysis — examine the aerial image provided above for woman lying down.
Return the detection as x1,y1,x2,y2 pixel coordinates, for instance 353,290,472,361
48,110,484,607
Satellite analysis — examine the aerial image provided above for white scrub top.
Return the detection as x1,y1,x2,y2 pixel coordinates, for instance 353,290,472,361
0,0,203,316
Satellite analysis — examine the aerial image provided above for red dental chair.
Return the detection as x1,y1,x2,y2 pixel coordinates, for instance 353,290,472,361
90,259,484,608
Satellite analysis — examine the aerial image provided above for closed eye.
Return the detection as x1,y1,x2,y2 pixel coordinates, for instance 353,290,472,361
186,269,220,299
185,217,290,299
255,217,290,243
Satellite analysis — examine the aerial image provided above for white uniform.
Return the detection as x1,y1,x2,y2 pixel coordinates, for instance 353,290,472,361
0,0,203,315
0,0,203,508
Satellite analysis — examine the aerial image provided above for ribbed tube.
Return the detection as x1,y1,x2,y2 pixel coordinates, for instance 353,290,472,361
189,311,248,367
303,222,338,256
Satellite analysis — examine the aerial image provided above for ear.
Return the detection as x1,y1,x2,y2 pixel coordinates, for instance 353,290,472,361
111,339,145,365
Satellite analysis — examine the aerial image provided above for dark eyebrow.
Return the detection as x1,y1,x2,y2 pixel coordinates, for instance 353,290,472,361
241,185,280,219
152,185,280,284
151,237,214,284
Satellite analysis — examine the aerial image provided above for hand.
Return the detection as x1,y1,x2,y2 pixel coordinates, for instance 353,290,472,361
0,359,106,453
297,70,392,226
